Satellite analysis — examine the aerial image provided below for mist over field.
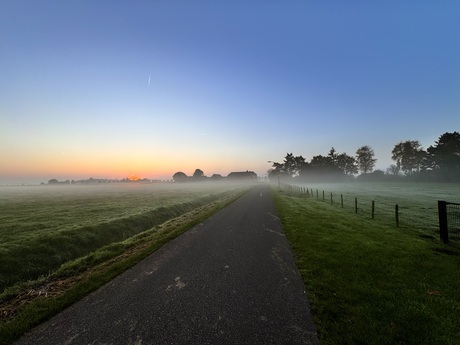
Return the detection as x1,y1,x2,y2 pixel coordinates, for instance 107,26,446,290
0,181,255,293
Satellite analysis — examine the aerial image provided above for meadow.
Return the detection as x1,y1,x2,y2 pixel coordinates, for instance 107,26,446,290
282,182,460,239
273,182,460,344
0,182,251,344
0,182,246,293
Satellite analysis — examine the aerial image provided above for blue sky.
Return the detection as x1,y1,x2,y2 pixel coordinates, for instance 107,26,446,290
1,1,459,184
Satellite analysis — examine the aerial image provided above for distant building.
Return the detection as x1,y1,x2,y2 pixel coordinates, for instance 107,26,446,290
211,174,223,180
227,171,257,180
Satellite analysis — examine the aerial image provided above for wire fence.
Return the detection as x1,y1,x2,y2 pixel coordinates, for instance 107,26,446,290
447,203,460,240
439,201,460,243
278,183,448,240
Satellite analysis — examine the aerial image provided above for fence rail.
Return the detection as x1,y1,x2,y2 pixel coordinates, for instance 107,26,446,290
438,201,460,243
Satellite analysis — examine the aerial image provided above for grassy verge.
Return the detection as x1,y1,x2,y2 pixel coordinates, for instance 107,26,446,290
272,189,460,345
282,182,460,238
0,189,246,345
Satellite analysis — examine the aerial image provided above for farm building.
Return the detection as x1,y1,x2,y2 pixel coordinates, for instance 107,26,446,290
227,171,257,180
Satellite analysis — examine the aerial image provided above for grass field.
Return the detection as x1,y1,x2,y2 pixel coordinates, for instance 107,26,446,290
273,184,460,344
2,181,459,344
0,182,246,293
0,182,249,344
282,182,460,239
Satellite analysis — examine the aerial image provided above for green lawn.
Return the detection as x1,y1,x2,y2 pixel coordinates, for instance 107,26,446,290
273,188,460,344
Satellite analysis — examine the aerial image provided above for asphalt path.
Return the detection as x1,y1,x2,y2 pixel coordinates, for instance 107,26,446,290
16,185,318,345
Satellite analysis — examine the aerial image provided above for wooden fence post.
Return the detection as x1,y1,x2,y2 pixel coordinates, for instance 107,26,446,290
316,189,318,199
371,200,375,219
341,194,344,208
355,197,358,213
395,204,399,227
330,193,333,204
438,200,448,243
322,190,325,200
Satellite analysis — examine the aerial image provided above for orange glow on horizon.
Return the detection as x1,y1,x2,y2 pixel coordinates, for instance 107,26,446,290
1,148,266,183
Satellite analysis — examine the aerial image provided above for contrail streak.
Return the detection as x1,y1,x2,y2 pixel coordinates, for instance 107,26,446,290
148,73,151,86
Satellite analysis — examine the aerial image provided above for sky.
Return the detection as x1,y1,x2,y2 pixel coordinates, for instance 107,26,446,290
1,1,459,184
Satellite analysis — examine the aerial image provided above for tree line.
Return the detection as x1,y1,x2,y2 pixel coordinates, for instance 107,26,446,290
172,169,213,182
269,131,460,182
47,177,154,185
172,169,258,182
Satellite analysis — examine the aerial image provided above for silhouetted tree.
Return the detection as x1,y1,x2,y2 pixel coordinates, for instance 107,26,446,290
310,155,335,170
426,131,460,181
356,145,376,174
386,164,401,176
391,140,426,175
269,153,306,180
336,153,358,175
193,169,205,179
48,179,59,184
327,147,338,161
173,171,188,182
283,153,306,177
268,162,285,181
324,147,357,175
299,154,343,181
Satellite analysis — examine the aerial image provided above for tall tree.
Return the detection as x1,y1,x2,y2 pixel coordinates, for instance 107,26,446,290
173,172,188,182
386,164,401,176
327,147,338,162
427,132,460,181
355,145,377,174
336,153,358,175
310,155,334,169
193,169,205,178
270,153,306,179
283,153,306,177
305,154,342,177
391,140,426,175
269,162,284,174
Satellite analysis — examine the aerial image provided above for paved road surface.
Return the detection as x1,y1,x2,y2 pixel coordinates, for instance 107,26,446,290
16,185,317,344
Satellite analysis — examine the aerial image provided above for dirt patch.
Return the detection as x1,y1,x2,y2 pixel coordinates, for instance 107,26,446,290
0,274,81,320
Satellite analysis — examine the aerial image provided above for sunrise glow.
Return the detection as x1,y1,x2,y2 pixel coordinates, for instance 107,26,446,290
1,2,459,185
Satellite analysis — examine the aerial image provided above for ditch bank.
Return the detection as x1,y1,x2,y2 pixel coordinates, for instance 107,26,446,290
0,190,240,293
